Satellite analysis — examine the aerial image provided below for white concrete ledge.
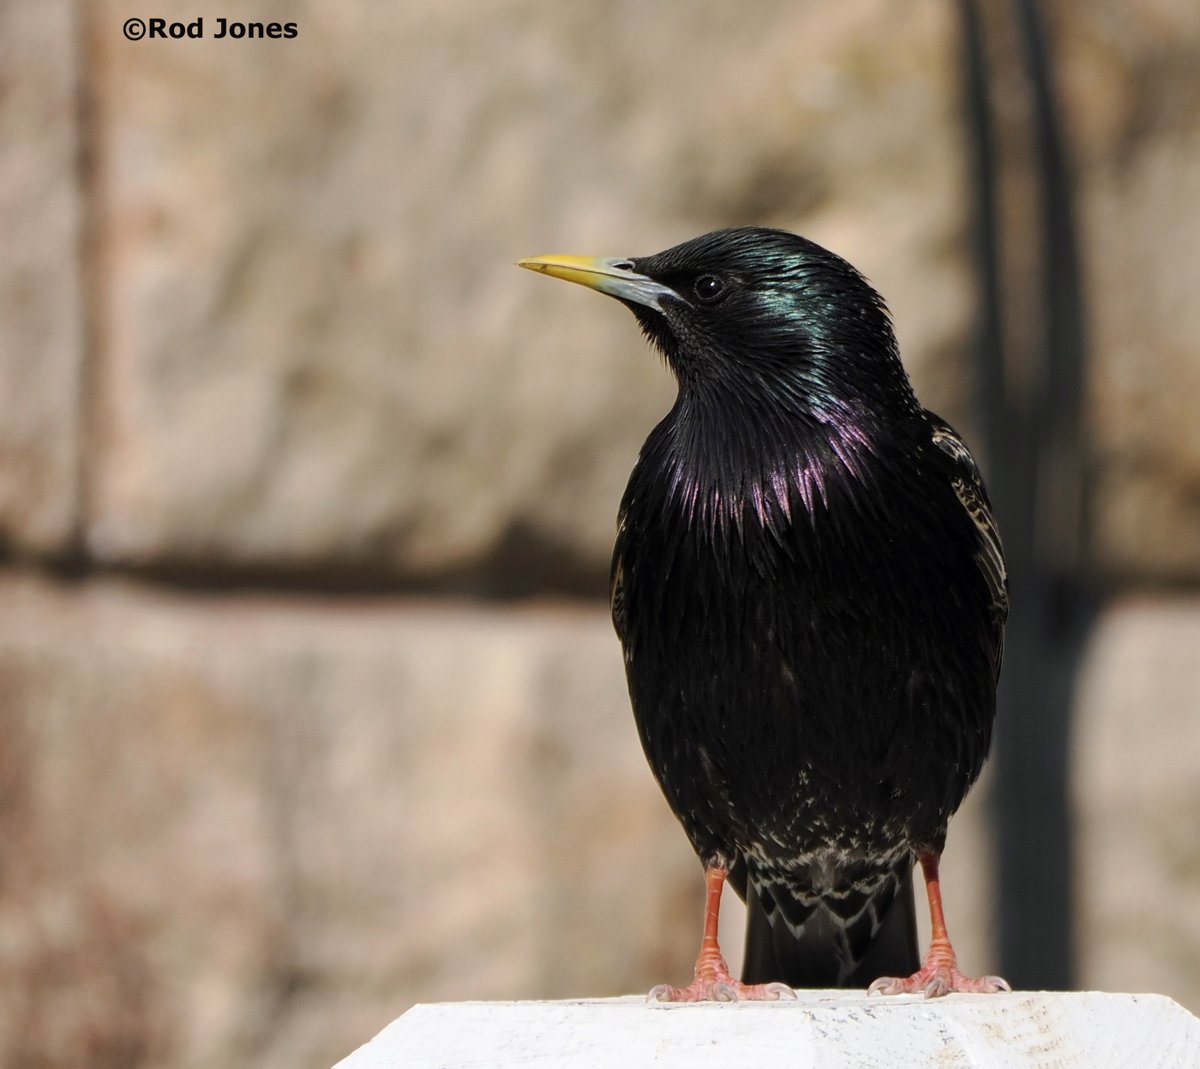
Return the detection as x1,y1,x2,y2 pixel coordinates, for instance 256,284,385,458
334,990,1200,1068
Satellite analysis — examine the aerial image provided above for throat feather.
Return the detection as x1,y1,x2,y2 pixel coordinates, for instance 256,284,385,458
664,414,878,534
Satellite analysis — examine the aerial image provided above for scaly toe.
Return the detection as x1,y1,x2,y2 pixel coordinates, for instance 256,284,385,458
867,975,915,997
647,978,796,1003
869,967,1012,999
957,973,1011,994
924,974,952,999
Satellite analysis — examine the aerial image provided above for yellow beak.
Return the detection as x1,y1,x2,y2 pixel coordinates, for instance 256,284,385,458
518,254,680,311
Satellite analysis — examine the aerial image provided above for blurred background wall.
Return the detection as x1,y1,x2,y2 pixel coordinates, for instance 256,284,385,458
1,1,1198,1066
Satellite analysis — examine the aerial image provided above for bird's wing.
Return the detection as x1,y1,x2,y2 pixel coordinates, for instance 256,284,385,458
927,416,1008,671
610,527,629,654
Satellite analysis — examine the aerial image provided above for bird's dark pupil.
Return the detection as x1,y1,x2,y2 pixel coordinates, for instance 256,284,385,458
695,275,725,301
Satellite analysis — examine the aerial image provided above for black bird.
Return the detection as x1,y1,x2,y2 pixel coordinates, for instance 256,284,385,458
519,228,1009,1000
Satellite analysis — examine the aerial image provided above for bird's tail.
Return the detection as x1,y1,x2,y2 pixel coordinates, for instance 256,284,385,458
740,864,920,988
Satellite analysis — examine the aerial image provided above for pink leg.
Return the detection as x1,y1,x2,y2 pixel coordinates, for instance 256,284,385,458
650,866,796,1003
869,851,1010,998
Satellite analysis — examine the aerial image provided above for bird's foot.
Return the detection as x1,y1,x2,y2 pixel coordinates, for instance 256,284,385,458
648,950,796,1003
868,941,1009,999
868,967,1010,998
649,977,796,1003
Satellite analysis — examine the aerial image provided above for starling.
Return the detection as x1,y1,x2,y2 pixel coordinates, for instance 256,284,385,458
519,228,1009,1000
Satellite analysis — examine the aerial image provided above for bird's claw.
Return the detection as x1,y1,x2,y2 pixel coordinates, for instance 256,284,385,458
868,968,1010,999
648,979,796,1003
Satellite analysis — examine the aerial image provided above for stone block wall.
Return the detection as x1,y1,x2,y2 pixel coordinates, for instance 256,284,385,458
1,2,1198,1066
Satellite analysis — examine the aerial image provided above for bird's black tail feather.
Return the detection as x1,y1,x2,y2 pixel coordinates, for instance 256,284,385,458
740,866,920,988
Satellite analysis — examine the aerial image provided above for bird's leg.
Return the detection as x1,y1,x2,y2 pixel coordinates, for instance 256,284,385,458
649,865,795,1003
868,850,1010,998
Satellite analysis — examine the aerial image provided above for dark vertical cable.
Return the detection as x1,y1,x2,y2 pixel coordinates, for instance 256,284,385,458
1003,0,1091,990
954,0,1007,444
71,0,102,577
954,0,1092,988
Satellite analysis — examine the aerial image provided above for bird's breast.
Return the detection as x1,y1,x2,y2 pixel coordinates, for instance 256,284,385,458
613,421,996,855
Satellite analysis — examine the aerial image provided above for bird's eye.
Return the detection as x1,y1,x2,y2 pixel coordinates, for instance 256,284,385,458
693,275,727,303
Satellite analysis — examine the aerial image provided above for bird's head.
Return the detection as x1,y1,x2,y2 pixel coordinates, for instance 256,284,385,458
520,227,917,422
